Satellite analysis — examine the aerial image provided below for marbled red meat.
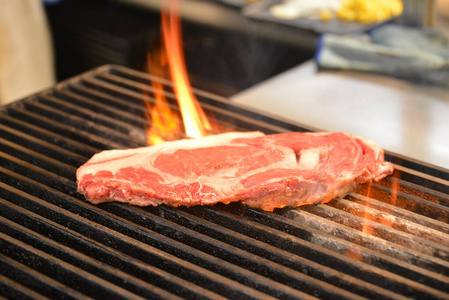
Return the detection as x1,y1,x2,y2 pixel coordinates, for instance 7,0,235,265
76,131,393,211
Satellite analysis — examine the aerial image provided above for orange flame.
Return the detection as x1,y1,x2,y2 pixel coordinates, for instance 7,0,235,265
145,52,181,145
360,170,401,236
390,171,400,207
361,182,374,235
383,170,400,228
144,0,211,144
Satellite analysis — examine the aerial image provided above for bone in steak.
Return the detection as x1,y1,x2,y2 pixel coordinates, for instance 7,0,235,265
77,131,393,211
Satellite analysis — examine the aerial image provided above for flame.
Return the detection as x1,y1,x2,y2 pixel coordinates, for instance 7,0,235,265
145,0,211,144
346,176,400,262
361,182,374,235
389,171,400,207
145,53,181,145
360,170,401,236
382,170,400,228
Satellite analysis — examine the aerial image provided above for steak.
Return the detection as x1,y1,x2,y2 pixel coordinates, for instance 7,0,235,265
77,131,394,211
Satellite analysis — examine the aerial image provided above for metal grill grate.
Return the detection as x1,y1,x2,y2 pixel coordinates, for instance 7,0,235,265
1,65,449,299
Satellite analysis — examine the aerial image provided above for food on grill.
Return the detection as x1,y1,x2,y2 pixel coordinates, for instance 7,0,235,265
77,131,393,211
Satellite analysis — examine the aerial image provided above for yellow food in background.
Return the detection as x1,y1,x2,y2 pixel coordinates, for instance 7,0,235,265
336,0,403,23
320,10,333,22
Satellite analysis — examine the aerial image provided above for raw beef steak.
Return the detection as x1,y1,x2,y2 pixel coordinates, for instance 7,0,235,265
77,131,393,211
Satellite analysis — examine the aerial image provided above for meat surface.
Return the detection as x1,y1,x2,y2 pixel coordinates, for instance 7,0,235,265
77,131,394,211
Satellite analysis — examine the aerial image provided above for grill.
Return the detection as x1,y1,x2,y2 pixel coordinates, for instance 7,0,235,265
1,65,449,299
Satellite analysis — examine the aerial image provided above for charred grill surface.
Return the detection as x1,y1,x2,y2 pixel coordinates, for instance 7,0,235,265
0,65,448,299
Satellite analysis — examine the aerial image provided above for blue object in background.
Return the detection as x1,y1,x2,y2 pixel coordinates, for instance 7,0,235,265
315,24,449,87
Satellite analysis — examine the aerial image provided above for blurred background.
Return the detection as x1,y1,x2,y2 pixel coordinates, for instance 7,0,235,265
2,0,445,103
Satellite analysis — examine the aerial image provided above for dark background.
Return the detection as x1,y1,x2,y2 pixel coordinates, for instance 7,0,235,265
45,0,317,97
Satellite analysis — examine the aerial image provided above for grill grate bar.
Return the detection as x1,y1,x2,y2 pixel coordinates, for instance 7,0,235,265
392,165,449,195
0,123,88,167
78,72,298,135
20,98,143,149
0,170,400,298
5,105,125,150
67,82,155,117
92,70,298,135
0,138,77,180
301,202,449,262
1,65,449,299
329,198,449,247
0,114,97,159
99,204,369,300
0,175,310,299
0,155,76,196
347,192,449,234
0,234,147,300
55,89,150,129
80,76,159,108
1,252,86,300
0,149,410,298
0,200,227,300
97,72,174,98
37,94,146,140
0,146,406,300
188,205,449,299
364,182,449,222
0,210,188,300
385,153,449,181
139,205,410,300
0,271,52,300
285,206,449,275
383,169,449,203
